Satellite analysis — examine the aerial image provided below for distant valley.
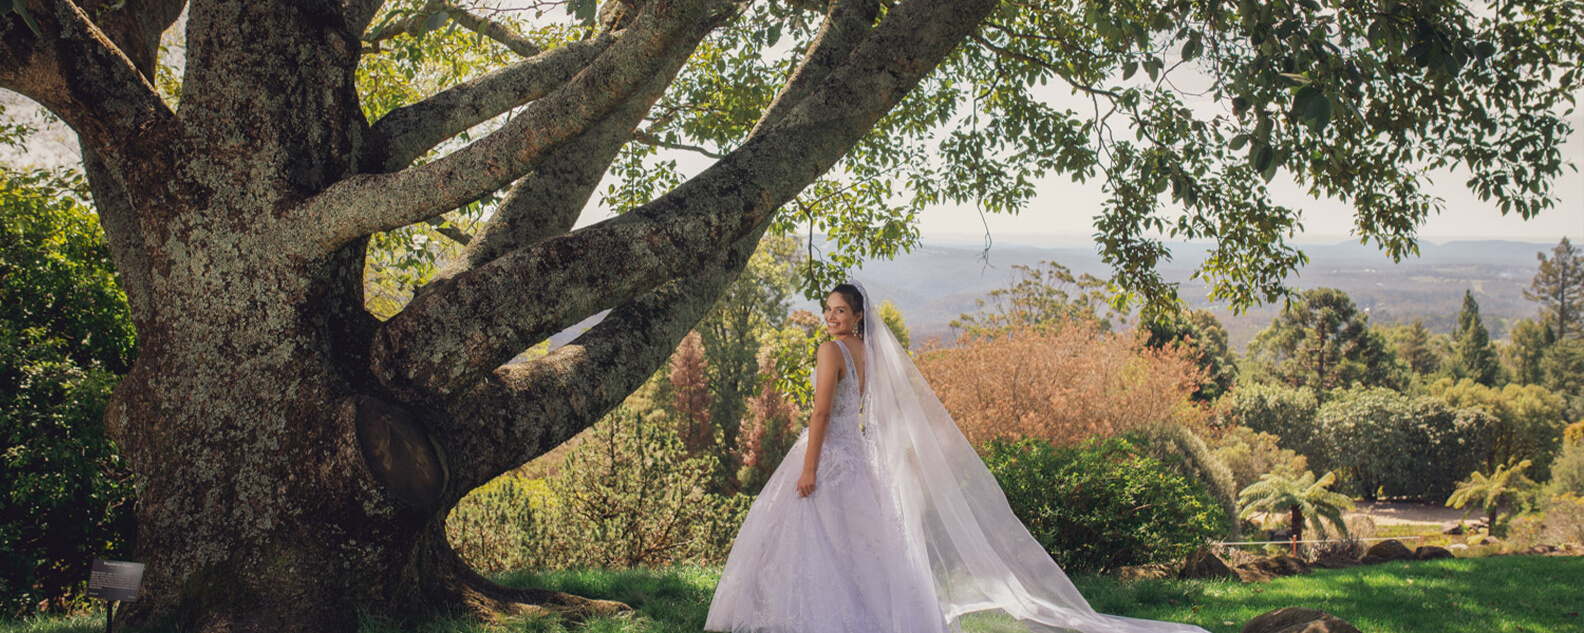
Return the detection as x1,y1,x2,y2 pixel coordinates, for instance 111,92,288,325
838,238,1564,350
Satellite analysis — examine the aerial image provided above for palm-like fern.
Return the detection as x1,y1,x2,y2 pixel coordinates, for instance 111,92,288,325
1237,470,1355,542
1446,459,1536,530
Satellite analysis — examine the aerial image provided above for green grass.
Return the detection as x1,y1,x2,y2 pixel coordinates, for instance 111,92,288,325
6,557,1580,633
1073,556,1584,633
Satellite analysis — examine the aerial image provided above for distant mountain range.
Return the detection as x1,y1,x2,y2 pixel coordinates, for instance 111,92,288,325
543,238,1565,353
832,238,1565,350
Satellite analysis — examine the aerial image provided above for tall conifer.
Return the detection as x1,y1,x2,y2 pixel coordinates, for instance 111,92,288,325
1526,237,1584,341
1451,290,1500,385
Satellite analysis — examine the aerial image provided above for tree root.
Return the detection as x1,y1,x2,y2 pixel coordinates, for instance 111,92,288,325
411,518,632,625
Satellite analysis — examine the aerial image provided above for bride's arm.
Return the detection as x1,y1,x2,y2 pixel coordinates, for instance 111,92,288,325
799,341,843,497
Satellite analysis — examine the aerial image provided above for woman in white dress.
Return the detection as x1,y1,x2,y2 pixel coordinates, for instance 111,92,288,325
706,282,1209,633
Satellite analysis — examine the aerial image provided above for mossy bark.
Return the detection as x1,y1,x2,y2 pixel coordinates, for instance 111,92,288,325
1,0,999,630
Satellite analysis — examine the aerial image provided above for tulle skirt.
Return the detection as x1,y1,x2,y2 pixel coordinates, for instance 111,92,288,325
706,426,949,633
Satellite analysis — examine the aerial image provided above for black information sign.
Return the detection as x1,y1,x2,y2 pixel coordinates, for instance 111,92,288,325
86,560,144,603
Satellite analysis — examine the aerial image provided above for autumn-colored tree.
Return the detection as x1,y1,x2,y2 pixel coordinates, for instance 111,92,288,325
915,324,1203,449
734,353,806,494
669,331,713,456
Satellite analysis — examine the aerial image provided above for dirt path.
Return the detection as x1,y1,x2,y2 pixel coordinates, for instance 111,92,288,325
1347,500,1476,526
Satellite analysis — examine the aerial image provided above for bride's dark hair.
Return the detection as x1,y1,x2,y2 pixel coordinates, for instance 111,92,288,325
830,283,865,338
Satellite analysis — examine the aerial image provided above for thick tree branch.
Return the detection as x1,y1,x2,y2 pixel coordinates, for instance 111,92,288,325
749,0,879,136
296,0,730,253
364,35,612,173
345,0,388,39
437,0,877,280
365,0,541,58
0,0,178,166
368,0,999,403
437,44,687,276
440,230,763,494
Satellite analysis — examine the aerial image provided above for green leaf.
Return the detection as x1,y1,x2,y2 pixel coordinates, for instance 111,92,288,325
1230,134,1250,150
1253,145,1275,175
1123,60,1138,80
10,0,44,38
1305,93,1332,132
571,0,597,24
421,10,449,36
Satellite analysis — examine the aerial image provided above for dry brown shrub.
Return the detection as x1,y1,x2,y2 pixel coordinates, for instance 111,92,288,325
915,324,1205,449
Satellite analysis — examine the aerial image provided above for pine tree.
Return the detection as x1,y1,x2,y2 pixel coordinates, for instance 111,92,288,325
1450,290,1500,386
1505,318,1555,386
1525,237,1584,341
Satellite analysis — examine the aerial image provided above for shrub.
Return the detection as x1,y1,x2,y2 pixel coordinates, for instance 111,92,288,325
532,405,750,569
1130,423,1239,536
980,436,1227,573
916,324,1204,449
1215,382,1321,461
1,168,137,616
1539,494,1584,545
1210,425,1308,493
1314,387,1493,500
1549,439,1584,497
1432,378,1570,477
447,476,550,574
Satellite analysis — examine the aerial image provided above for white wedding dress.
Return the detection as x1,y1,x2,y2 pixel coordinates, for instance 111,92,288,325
707,282,1208,633
706,339,948,633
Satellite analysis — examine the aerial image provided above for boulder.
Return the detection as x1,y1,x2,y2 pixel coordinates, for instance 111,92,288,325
1240,555,1312,578
1310,553,1362,569
1242,607,1362,633
1441,522,1464,535
1415,546,1454,560
1179,547,1238,581
1234,566,1273,583
1116,563,1175,582
1524,544,1558,556
1359,539,1415,565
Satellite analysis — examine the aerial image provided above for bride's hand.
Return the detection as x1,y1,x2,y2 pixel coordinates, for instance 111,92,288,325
797,471,816,497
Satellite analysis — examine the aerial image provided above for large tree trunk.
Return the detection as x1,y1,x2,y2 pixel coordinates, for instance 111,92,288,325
2,0,999,629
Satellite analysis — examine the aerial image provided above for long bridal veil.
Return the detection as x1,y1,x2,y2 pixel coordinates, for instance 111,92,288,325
852,281,1208,633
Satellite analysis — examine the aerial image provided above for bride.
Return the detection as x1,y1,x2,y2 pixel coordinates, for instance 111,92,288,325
705,282,1209,633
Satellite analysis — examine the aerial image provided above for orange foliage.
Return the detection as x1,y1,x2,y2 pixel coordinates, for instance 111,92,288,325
669,331,713,455
915,324,1206,448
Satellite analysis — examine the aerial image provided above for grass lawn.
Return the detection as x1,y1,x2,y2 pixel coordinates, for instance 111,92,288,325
4,556,1580,633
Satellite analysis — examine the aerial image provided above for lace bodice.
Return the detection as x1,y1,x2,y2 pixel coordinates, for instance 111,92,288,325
819,338,864,442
